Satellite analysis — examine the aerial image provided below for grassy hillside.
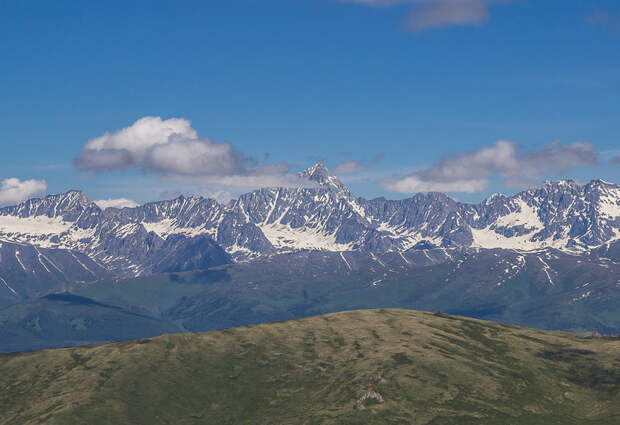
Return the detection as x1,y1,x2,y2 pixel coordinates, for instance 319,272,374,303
1,309,620,425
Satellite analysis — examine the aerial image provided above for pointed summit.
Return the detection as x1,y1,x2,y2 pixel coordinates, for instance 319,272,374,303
586,178,619,189
303,162,330,179
0,189,96,220
299,163,348,193
60,190,92,206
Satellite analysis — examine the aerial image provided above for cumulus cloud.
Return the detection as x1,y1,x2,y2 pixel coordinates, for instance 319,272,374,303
341,0,508,32
94,198,140,210
384,174,487,193
0,178,47,207
157,161,318,190
74,116,246,176
381,140,598,194
74,116,309,189
332,154,383,175
166,172,317,189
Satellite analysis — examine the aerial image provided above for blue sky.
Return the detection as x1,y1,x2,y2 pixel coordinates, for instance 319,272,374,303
1,0,619,206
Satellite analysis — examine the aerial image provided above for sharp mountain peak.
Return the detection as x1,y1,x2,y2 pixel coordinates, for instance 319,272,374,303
299,162,348,193
0,169,617,276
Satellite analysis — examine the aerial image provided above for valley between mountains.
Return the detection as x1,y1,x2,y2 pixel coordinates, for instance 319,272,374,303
0,164,619,352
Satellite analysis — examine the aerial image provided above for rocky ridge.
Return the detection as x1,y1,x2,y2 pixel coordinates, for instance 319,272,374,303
0,164,618,278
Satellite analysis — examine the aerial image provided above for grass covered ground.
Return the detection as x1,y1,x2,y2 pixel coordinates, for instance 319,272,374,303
1,309,620,424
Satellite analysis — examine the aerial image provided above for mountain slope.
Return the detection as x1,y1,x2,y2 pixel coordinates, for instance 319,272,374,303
152,244,620,334
2,240,619,353
0,164,618,277
0,293,180,353
0,241,110,308
0,191,231,277
1,309,620,425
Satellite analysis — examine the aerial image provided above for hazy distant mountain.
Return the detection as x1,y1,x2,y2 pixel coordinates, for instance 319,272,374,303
0,240,110,308
3,238,620,352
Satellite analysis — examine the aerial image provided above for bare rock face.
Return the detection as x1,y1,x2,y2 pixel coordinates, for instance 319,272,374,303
0,164,618,279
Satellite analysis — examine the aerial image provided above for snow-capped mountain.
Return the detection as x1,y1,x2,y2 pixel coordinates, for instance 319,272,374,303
0,191,230,278
0,163,618,279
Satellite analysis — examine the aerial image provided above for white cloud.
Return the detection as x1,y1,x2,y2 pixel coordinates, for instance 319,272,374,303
384,175,487,193
341,0,508,32
197,190,236,204
147,139,244,176
0,178,47,207
94,198,140,210
332,154,383,176
74,116,312,190
74,116,246,176
162,170,318,190
405,0,490,32
381,140,598,194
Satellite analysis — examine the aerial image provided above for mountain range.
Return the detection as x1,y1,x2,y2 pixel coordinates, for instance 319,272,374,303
0,164,619,351
0,163,618,279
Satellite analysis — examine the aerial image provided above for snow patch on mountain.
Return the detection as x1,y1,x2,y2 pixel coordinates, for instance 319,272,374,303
0,215,72,236
375,221,441,250
597,189,620,219
95,198,140,210
494,199,543,231
0,164,618,277
142,219,212,239
470,226,570,251
260,222,352,251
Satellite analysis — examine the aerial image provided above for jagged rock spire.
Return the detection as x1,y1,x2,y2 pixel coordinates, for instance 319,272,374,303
298,163,348,193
